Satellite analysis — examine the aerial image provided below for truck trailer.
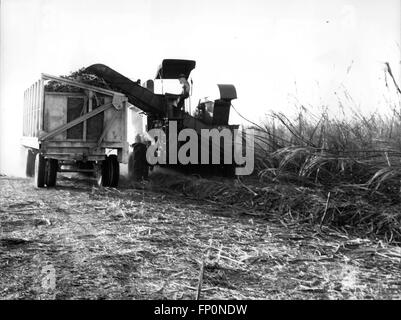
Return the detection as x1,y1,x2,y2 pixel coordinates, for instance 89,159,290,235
22,74,129,188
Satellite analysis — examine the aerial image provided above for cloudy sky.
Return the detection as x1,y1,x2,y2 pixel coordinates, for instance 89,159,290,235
0,0,400,175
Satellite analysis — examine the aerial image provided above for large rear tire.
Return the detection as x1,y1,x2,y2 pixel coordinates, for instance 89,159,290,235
34,154,46,188
46,159,58,187
222,164,236,177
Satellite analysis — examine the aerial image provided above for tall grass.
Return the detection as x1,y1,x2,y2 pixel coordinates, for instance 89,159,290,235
252,81,401,196
239,71,401,242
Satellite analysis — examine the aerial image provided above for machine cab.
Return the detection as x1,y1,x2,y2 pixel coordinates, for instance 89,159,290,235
151,59,196,116
144,59,196,94
155,59,196,80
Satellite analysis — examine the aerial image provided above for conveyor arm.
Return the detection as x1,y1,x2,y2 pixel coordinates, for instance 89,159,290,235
85,64,166,116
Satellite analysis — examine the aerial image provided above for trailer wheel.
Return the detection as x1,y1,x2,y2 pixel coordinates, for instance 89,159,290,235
25,149,36,177
34,154,46,188
46,159,58,187
108,155,120,187
96,160,110,187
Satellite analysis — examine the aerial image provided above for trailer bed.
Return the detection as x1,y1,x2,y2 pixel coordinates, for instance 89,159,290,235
22,74,129,188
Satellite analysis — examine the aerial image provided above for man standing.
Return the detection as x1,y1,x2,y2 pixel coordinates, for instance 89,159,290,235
128,134,149,181
177,74,190,112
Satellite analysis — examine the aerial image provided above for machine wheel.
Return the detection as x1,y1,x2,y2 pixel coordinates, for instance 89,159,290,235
108,155,120,187
96,159,111,187
34,154,46,188
25,149,36,177
222,164,236,177
46,159,58,187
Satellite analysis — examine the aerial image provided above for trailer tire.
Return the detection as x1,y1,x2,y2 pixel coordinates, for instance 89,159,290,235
46,159,58,187
26,149,36,177
34,154,46,188
108,155,119,187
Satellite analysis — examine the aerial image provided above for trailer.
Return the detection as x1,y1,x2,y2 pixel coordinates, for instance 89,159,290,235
22,74,129,188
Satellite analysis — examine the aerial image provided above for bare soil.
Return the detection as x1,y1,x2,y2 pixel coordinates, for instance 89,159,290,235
0,174,400,300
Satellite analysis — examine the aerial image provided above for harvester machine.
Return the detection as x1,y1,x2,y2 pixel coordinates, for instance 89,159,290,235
85,59,239,179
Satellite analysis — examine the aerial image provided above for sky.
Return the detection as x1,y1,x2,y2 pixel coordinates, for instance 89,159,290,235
0,0,400,175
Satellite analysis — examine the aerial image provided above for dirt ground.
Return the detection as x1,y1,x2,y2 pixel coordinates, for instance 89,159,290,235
1,174,401,300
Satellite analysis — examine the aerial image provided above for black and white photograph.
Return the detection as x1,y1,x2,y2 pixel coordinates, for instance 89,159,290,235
0,0,401,305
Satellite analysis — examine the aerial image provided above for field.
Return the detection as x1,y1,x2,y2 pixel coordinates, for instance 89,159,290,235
1,173,401,300
2,64,401,300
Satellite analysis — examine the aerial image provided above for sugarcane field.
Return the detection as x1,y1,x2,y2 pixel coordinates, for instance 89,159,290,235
1,0,401,304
